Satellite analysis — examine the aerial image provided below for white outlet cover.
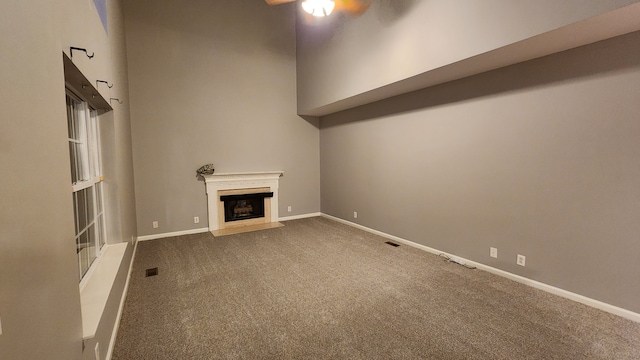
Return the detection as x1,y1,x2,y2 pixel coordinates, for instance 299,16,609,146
517,254,526,266
194,216,199,223
490,247,498,258
354,211,358,218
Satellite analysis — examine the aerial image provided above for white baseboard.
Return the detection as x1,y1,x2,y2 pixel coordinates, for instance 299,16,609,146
321,213,640,323
137,227,209,241
279,212,322,222
106,240,138,360
137,216,321,242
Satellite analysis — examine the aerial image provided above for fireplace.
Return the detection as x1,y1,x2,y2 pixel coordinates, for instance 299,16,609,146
203,171,283,235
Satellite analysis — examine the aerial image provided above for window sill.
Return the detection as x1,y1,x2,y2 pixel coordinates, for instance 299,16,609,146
79,242,128,340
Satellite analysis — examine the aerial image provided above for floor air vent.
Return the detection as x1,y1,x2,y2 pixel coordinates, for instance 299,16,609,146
145,267,159,277
385,241,400,247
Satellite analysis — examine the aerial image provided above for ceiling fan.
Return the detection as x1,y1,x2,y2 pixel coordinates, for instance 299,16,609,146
265,0,372,17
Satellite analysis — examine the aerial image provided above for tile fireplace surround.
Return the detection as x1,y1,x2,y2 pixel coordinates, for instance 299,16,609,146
203,171,284,232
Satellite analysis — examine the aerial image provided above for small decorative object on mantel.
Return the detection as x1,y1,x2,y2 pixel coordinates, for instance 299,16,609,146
196,164,215,176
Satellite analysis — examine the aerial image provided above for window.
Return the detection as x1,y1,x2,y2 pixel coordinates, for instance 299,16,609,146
66,91,106,282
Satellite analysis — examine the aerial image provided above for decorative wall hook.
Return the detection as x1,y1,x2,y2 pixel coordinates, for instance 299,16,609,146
96,80,113,89
70,47,94,59
110,98,123,104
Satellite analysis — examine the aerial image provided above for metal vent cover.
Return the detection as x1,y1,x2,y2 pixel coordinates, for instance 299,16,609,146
145,267,159,277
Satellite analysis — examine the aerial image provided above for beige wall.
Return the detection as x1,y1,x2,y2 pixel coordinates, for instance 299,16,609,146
0,0,136,358
125,0,320,237
320,31,640,313
2,1,637,357
297,0,640,114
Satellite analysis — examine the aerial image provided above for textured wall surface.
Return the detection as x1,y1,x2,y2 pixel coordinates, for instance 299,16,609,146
125,0,320,237
320,32,640,313
0,0,136,358
297,0,640,113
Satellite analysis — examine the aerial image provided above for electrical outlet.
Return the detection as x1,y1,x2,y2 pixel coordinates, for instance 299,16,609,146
354,211,358,219
517,254,526,266
95,343,100,360
490,247,498,258
152,221,158,229
287,206,292,212
194,216,199,224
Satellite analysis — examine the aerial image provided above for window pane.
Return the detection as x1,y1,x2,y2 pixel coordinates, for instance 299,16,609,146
66,96,75,139
95,182,103,213
77,189,88,232
86,186,95,222
72,192,79,235
78,231,90,277
88,112,100,178
87,224,96,267
73,100,82,140
69,142,78,184
77,142,87,182
67,95,83,140
97,214,105,249
95,183,105,249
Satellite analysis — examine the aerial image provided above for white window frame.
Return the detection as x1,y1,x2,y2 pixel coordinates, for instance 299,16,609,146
66,90,107,287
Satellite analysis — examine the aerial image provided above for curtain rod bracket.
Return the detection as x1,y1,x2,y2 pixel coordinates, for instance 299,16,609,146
96,80,113,89
70,47,94,59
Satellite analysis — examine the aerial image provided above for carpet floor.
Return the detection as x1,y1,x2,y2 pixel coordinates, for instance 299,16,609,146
112,217,640,359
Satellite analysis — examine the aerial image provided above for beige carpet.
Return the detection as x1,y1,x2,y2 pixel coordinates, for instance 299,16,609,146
112,217,640,359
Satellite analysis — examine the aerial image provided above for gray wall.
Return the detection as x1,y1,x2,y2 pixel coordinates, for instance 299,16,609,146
320,32,640,313
297,0,640,114
125,0,321,237
0,0,136,358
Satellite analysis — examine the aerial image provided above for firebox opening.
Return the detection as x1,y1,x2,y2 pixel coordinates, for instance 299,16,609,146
220,192,273,222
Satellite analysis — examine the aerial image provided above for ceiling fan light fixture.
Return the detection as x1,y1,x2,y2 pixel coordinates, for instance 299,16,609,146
302,0,335,17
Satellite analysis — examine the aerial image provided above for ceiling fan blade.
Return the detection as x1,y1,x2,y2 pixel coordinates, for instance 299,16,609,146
334,0,371,15
265,0,296,5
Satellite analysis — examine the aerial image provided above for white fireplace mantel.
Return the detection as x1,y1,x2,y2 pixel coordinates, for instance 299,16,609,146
203,171,284,231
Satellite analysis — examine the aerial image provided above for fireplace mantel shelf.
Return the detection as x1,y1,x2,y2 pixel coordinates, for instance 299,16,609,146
203,171,284,232
202,171,284,184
